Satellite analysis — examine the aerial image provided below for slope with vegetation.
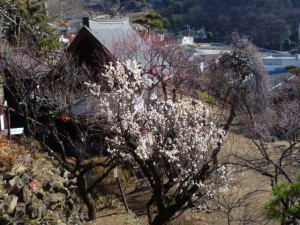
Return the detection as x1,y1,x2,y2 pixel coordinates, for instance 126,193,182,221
1,1,300,225
0,137,82,224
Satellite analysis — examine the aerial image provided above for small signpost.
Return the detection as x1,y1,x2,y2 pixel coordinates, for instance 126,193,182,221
114,168,119,178
114,167,130,213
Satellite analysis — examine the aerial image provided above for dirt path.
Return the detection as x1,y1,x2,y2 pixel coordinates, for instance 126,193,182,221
126,186,151,216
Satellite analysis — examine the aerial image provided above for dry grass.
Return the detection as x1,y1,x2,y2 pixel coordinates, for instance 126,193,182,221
0,137,30,171
162,130,277,225
86,124,280,225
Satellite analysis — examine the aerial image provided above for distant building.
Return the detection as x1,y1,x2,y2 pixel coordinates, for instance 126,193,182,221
260,53,300,88
262,54,300,74
176,36,194,45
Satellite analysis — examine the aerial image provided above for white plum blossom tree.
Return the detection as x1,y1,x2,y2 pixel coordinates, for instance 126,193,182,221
86,60,230,225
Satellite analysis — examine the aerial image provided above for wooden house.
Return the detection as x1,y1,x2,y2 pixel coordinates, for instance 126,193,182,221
67,17,145,71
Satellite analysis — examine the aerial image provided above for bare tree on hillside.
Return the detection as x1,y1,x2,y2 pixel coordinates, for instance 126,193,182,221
35,55,124,221
199,33,268,165
1,48,121,221
214,180,268,225
233,87,300,224
206,33,268,128
0,45,49,135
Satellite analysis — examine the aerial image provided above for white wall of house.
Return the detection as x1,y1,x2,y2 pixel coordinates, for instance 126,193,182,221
177,36,194,45
263,55,300,73
59,35,70,44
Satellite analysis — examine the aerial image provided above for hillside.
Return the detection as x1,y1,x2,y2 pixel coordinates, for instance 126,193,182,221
1,1,300,224
0,137,141,224
0,134,274,225
156,0,300,49
49,0,300,50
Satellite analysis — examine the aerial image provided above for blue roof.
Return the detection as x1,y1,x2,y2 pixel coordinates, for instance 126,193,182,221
268,68,289,75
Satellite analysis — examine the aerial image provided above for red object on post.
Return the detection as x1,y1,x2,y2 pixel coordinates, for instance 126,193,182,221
60,115,71,121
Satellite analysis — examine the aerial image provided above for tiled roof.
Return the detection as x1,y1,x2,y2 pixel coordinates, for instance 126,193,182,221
87,18,136,53
81,18,152,66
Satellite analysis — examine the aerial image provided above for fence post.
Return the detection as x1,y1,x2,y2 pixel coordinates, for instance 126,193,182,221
4,101,10,140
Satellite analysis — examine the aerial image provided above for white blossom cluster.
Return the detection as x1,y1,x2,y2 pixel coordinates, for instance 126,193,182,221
87,60,228,194
84,81,101,96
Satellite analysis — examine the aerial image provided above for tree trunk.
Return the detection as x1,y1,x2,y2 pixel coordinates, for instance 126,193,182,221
147,196,155,224
22,105,34,137
172,88,177,102
151,211,172,225
224,104,236,132
151,203,182,225
162,83,168,102
15,16,21,46
77,174,97,221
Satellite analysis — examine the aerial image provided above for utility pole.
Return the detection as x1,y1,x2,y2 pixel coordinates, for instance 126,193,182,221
59,0,62,21
280,35,283,52
186,24,190,36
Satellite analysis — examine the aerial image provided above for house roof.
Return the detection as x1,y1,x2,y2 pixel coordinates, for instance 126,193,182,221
68,18,146,62
87,18,136,54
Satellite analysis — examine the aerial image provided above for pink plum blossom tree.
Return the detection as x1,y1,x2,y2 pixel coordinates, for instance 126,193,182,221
112,32,202,102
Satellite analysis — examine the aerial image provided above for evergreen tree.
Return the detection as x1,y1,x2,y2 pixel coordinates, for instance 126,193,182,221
266,174,300,225
0,0,58,48
133,12,169,33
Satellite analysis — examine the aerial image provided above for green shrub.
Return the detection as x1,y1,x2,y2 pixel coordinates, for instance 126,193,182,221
290,68,300,75
285,65,298,70
198,91,216,103
38,37,61,51
266,174,300,224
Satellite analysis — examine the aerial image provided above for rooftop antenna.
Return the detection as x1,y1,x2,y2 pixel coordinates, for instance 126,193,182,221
298,23,300,53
